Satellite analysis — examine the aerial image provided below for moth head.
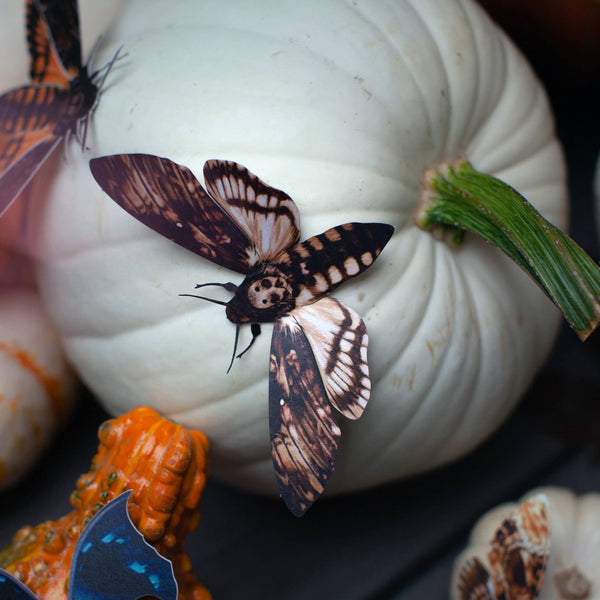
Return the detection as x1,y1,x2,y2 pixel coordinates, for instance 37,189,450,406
226,266,294,324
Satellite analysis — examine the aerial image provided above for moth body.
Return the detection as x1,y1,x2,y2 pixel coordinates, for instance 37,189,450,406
225,263,294,324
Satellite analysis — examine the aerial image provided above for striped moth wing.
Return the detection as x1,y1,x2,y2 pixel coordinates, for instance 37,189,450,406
455,495,550,599
269,297,370,516
89,154,301,274
27,0,83,85
0,0,117,216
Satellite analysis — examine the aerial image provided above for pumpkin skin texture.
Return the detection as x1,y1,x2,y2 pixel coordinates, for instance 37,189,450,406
9,0,567,495
451,487,600,599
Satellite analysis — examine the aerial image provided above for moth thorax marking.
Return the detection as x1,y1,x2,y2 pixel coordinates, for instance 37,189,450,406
247,273,290,309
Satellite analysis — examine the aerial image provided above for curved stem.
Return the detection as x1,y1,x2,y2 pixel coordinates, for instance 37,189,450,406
415,160,600,340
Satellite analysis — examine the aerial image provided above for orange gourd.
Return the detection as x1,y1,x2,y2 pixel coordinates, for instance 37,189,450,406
0,406,212,600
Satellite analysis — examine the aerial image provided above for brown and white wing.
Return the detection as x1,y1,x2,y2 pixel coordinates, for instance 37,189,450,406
269,313,341,517
455,494,549,600
488,495,550,599
292,297,370,419
203,159,301,261
89,154,259,274
455,558,495,600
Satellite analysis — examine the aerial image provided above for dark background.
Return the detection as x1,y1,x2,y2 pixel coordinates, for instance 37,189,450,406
1,2,600,598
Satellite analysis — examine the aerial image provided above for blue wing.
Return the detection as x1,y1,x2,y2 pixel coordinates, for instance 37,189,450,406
68,490,178,600
0,570,38,600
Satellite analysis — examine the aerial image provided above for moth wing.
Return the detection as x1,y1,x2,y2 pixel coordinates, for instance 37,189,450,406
0,128,61,217
69,490,178,600
292,297,370,419
26,0,82,85
269,313,341,517
455,557,495,600
203,159,301,261
0,570,38,600
488,494,550,599
276,222,394,307
89,154,259,273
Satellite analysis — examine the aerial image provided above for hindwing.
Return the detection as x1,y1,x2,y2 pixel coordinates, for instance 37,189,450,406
291,297,370,418
203,159,301,261
456,495,550,600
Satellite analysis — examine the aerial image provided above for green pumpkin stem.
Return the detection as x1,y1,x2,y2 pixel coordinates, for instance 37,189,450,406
415,160,600,341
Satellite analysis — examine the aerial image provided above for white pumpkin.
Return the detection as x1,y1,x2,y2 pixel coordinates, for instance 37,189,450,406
451,487,600,599
0,247,77,491
7,0,569,495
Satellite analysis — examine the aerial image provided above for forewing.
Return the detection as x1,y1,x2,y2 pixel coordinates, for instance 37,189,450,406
0,85,69,134
0,85,67,215
455,558,495,600
277,222,394,307
0,130,61,217
203,159,301,261
488,495,550,599
26,0,81,85
293,297,370,419
89,154,259,273
69,491,178,600
0,570,38,600
269,314,341,516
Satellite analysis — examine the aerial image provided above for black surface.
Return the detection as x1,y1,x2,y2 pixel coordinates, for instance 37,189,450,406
2,10,600,600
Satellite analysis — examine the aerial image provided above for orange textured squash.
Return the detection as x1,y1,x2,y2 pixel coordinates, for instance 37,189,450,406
0,406,212,600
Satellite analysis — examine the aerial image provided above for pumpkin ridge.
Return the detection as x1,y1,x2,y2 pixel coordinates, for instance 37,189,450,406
470,82,549,176
344,0,443,151
382,242,464,444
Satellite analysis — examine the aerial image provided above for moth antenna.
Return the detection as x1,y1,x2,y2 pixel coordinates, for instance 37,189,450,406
227,324,241,374
85,35,104,77
81,45,127,151
236,323,261,359
179,293,228,306
195,282,238,293
91,44,127,84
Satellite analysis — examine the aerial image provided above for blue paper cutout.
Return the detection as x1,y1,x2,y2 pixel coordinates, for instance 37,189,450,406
0,491,178,600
